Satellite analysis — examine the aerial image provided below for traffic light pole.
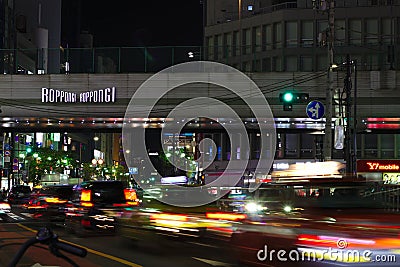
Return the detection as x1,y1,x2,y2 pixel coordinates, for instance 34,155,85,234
323,0,335,161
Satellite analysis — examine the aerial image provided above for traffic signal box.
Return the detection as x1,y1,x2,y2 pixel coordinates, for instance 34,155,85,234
279,91,309,111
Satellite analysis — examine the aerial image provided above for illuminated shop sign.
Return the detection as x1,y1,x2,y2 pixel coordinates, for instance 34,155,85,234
160,176,188,184
383,173,400,184
41,87,116,103
357,160,400,172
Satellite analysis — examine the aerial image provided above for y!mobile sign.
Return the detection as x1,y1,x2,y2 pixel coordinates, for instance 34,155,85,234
41,87,116,103
357,160,400,172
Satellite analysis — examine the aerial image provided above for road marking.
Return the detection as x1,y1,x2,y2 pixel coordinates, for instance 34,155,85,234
7,213,25,221
20,212,35,218
16,224,143,267
187,241,220,248
192,257,232,266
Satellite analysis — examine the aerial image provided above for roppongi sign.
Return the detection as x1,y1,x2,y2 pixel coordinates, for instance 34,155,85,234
41,87,116,103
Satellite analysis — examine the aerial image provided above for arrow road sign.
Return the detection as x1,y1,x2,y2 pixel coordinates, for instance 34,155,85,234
306,101,325,119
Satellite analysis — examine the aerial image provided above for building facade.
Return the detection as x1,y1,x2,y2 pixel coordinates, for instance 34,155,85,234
204,0,400,72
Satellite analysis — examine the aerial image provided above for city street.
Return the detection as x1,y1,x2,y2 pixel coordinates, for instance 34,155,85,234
0,209,237,267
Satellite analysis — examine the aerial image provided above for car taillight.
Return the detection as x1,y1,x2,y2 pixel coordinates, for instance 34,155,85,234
80,189,93,207
206,212,247,221
124,189,137,200
296,234,376,249
45,197,67,204
81,219,91,227
151,213,188,222
124,189,140,206
81,190,91,202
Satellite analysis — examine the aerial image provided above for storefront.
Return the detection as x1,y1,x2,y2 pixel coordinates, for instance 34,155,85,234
357,160,400,184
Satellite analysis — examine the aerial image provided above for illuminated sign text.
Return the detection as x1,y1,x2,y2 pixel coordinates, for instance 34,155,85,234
41,87,116,103
357,160,400,172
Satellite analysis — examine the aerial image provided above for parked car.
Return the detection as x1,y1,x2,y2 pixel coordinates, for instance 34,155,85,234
22,184,74,222
64,181,137,236
7,185,32,205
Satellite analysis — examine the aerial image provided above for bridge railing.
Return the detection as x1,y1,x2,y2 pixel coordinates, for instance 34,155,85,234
0,46,205,74
0,46,394,74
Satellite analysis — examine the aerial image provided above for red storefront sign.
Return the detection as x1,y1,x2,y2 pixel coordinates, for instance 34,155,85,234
357,160,400,172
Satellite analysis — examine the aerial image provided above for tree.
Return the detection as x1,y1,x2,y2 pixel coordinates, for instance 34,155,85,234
28,147,78,185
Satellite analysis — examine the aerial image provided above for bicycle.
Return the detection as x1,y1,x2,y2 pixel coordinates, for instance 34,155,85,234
5,227,87,267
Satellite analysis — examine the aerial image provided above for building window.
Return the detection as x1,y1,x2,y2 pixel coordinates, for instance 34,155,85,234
365,54,380,70
233,31,240,56
364,134,378,158
254,26,261,52
273,56,282,71
300,56,313,71
286,56,298,71
242,61,251,72
365,18,379,45
224,33,232,58
207,36,214,60
382,18,394,45
317,20,328,44
349,19,362,45
335,19,345,46
274,22,282,49
381,134,394,159
396,135,400,158
286,21,298,48
301,134,314,158
243,28,251,55
252,59,261,72
301,21,314,47
262,58,271,72
285,134,299,158
216,34,223,60
263,24,273,50
317,55,327,71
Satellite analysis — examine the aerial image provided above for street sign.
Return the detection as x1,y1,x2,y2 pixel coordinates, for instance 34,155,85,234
12,165,18,172
129,167,138,175
306,100,325,119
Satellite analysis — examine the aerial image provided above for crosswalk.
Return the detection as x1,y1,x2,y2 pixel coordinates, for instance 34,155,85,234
0,212,35,222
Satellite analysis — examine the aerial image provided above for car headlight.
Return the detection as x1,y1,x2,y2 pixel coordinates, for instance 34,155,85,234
283,205,292,212
245,202,263,213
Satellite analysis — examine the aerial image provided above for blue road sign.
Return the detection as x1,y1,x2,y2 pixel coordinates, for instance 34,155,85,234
306,101,325,119
129,167,138,175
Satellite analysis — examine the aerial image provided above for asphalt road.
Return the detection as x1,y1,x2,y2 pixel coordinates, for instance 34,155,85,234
0,208,239,267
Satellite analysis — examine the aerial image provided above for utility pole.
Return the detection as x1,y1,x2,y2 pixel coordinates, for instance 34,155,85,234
323,0,335,161
344,54,353,175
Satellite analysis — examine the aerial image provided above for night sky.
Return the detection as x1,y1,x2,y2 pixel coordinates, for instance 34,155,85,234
79,0,204,47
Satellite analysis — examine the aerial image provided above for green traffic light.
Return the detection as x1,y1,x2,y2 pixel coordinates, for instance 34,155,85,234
26,147,32,153
283,92,294,102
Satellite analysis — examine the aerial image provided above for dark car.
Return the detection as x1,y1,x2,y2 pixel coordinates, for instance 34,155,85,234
7,185,32,205
64,181,136,236
22,184,74,222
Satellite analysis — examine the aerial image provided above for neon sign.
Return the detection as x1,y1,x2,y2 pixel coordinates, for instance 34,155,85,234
41,87,116,103
367,162,399,171
357,160,400,172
